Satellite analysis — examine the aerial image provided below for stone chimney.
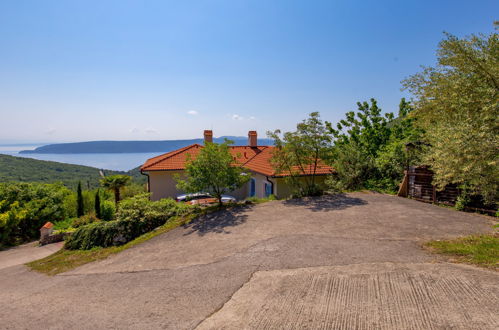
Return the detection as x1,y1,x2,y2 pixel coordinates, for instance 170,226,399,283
248,131,257,147
204,130,213,143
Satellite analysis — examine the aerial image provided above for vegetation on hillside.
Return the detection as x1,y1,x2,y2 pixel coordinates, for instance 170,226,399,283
0,182,72,247
0,154,145,189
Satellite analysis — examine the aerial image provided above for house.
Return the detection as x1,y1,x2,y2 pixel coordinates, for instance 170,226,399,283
140,130,333,201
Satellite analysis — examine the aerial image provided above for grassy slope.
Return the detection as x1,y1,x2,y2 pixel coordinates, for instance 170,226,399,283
27,213,196,275
425,234,498,269
0,154,145,189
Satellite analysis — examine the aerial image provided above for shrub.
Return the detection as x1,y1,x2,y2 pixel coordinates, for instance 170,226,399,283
246,195,277,204
72,214,99,228
53,218,74,231
100,200,115,221
0,182,72,246
65,194,193,250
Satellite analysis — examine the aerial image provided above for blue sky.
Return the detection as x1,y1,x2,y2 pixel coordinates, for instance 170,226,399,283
0,0,497,143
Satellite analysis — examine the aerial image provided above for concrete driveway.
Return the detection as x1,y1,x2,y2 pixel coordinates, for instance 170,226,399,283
0,192,497,329
0,241,63,270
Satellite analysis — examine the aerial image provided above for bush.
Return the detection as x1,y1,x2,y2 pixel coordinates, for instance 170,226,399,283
0,182,72,246
65,194,193,250
53,218,74,231
246,195,277,204
100,200,115,221
72,214,99,228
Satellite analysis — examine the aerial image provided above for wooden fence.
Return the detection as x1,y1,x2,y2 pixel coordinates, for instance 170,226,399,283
398,166,496,215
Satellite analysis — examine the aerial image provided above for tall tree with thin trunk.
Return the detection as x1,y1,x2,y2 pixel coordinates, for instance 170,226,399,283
94,189,101,219
268,112,332,196
76,181,84,217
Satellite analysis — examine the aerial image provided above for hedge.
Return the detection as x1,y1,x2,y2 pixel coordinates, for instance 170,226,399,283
65,194,193,250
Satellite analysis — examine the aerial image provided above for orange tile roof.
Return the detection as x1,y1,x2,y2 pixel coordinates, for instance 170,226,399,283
141,144,334,177
42,222,54,229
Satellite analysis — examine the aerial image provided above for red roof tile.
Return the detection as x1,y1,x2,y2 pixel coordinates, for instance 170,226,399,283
42,222,54,229
141,144,334,177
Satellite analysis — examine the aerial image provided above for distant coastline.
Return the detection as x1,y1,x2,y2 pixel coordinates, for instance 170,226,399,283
19,137,274,154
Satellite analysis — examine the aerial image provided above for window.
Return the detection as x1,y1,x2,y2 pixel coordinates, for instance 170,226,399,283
264,182,273,197
249,178,256,197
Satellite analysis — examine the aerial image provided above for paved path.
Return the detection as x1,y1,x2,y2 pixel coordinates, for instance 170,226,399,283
0,241,63,270
0,193,496,329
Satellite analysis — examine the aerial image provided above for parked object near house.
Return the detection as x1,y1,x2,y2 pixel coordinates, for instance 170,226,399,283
176,193,236,204
141,130,333,201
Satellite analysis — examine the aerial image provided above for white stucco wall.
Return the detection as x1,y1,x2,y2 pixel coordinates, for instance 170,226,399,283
145,170,251,201
146,171,185,201
145,170,327,201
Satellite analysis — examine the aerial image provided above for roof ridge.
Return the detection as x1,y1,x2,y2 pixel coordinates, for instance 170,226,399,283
141,144,201,170
241,146,271,167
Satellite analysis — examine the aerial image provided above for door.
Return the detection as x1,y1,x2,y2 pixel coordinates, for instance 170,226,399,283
249,178,256,197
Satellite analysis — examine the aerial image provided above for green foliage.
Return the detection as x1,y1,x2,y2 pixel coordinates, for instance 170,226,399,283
65,194,193,250
100,175,132,206
100,200,115,221
0,182,72,246
72,214,100,228
95,190,101,219
76,182,84,217
53,218,74,231
403,31,499,203
268,112,332,196
176,140,250,205
326,98,422,192
121,183,147,200
0,154,145,189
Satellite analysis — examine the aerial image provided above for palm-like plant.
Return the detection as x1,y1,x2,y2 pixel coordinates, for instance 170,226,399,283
100,175,131,207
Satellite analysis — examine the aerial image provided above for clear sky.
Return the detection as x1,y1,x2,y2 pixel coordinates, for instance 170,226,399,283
0,0,497,143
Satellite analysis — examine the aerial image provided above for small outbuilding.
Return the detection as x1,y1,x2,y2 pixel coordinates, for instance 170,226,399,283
40,222,54,240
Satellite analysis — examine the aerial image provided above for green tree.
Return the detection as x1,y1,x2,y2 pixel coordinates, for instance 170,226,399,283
94,189,101,219
100,175,131,207
76,181,84,217
0,182,71,246
175,140,249,205
403,30,499,203
326,98,422,191
268,112,332,196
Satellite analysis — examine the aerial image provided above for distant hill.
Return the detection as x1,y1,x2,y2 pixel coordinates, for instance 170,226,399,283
0,154,146,189
20,137,274,154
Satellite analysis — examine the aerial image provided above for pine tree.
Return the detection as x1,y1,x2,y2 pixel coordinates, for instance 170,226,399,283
77,181,84,217
94,189,101,219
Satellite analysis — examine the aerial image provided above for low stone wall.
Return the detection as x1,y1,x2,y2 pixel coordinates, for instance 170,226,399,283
40,232,71,246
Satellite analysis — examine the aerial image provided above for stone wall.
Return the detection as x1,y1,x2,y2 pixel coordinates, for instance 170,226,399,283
40,232,71,246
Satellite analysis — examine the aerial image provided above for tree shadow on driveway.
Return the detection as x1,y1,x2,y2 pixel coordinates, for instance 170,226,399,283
182,206,252,236
282,193,367,212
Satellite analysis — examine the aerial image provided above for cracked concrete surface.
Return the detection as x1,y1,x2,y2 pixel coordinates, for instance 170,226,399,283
0,193,496,329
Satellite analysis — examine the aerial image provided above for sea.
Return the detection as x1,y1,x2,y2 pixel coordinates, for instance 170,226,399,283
0,144,161,171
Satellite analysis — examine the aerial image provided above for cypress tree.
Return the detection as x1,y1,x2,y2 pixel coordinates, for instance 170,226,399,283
77,181,84,217
95,189,101,219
